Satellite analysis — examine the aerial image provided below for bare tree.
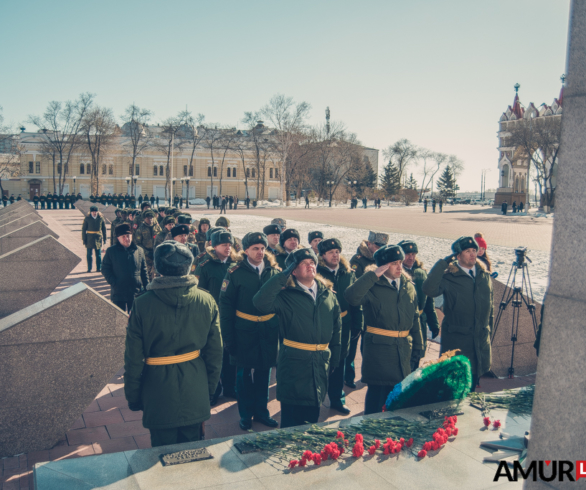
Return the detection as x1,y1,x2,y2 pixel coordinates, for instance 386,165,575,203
29,93,94,193
0,107,22,198
383,139,418,188
241,114,274,200
120,104,153,196
200,125,224,200
81,106,119,195
261,94,310,205
216,128,239,196
154,114,188,202
178,111,205,188
232,135,253,199
418,150,447,200
506,116,561,208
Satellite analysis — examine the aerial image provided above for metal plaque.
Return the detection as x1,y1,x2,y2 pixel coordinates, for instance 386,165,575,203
160,448,213,466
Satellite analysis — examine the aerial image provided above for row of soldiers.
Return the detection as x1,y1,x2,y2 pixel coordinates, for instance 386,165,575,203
28,193,82,210
119,212,493,447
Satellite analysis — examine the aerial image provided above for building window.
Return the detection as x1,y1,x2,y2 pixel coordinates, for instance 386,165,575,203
232,168,236,178
189,165,193,176
159,165,164,176
29,161,34,173
269,168,273,179
183,165,188,176
252,168,256,178
207,167,211,177
227,168,231,177
64,163,68,174
275,168,279,179
135,165,140,176
246,168,250,178
108,165,114,175
36,161,40,173
102,165,107,175
153,166,158,176
80,164,85,175
129,165,133,175
57,163,63,174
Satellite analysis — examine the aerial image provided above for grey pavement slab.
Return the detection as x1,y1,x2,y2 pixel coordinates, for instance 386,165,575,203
0,235,81,318
0,207,40,225
525,2,586,488
0,282,128,458
0,220,59,255
34,398,530,490
0,199,32,216
0,212,46,236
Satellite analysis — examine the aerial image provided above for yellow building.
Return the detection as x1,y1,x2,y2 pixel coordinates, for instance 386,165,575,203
3,124,283,203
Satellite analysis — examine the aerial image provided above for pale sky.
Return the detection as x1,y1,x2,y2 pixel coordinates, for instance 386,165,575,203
0,0,570,191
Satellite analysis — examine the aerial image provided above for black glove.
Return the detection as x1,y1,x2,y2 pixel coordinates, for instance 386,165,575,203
443,254,455,263
350,328,363,341
410,349,423,372
430,328,440,340
226,342,238,357
128,401,143,412
282,261,297,278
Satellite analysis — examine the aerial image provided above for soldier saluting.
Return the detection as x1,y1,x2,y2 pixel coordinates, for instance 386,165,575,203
124,242,223,447
345,244,423,415
219,232,281,431
253,248,342,428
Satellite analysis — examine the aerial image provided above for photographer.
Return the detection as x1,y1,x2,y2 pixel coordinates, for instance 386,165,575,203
422,236,493,391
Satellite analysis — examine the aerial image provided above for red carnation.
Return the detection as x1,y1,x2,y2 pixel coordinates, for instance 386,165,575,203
382,405,386,412
493,420,502,430
406,438,414,447
355,434,364,444
446,428,452,437
340,446,345,454
288,460,298,469
383,446,390,455
302,450,313,460
320,450,328,461
368,445,376,455
483,417,491,427
453,427,459,436
299,458,307,467
374,439,381,449
352,443,364,458
418,450,427,458
331,449,340,460
344,439,349,445
336,431,344,439
312,454,322,465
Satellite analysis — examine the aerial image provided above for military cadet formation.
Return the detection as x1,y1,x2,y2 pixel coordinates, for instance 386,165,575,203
81,202,494,447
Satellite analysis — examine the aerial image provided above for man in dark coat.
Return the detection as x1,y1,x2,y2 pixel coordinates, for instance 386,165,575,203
253,248,342,428
439,199,443,212
102,224,148,312
58,193,64,209
501,201,508,215
150,195,155,207
274,228,301,269
33,193,39,209
345,244,423,415
220,232,281,430
229,195,233,210
432,199,436,212
317,238,362,414
206,196,211,209
9,194,15,204
305,195,310,209
422,236,493,390
195,229,239,404
220,196,227,214
39,194,46,210
423,198,428,212
195,218,211,253
82,205,107,273
245,197,250,209
398,240,440,369
124,242,223,447
345,231,389,388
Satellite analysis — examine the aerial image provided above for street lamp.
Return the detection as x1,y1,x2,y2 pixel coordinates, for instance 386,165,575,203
73,176,76,195
186,177,190,208
172,178,177,206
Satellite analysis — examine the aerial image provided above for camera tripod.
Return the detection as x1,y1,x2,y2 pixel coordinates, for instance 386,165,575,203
490,249,539,378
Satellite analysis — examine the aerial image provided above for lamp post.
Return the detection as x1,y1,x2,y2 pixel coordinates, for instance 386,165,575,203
172,178,177,206
125,176,130,195
132,176,138,196
73,176,76,195
186,177,190,208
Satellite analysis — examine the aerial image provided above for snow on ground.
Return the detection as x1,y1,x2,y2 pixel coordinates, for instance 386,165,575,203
202,213,550,303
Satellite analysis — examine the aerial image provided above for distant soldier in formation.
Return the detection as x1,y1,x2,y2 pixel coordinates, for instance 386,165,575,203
229,195,233,210
124,241,223,447
82,205,107,273
134,209,162,281
233,196,238,210
9,194,15,205
432,199,436,212
206,196,211,209
308,230,323,255
39,193,46,210
220,196,227,214
150,195,155,208
33,193,39,209
220,232,281,430
253,247,341,428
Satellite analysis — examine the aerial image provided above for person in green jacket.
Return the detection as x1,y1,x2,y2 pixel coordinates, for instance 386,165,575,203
220,232,281,431
109,208,125,246
195,218,211,253
274,228,302,269
422,236,493,391
154,216,176,250
345,230,390,388
171,224,199,274
398,239,440,370
196,229,239,404
316,238,363,415
263,224,281,255
345,244,423,415
253,248,342,429
134,210,162,281
124,241,223,447
81,205,107,273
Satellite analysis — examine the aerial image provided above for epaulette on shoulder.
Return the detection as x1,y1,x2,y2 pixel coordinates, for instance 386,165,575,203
228,264,240,273
199,258,210,268
355,255,362,260
196,251,206,259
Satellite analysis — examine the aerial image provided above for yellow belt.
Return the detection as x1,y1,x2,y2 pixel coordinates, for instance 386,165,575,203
366,326,410,338
283,339,329,351
235,311,275,322
340,310,348,318
86,231,102,234
145,350,200,365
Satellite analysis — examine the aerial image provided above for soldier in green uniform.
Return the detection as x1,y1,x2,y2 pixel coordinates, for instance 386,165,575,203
219,232,281,431
422,236,493,391
193,226,222,269
33,193,39,209
40,193,46,210
90,193,96,203
46,193,52,210
134,209,163,281
253,248,342,428
177,214,197,244
124,241,223,447
345,230,390,388
81,205,107,273
214,216,242,252
156,207,167,226
64,193,71,209
195,218,211,253
398,240,440,370
262,224,281,255
131,202,152,232
154,216,176,249
274,228,302,269
57,193,64,209
109,208,125,246
316,238,363,414
171,224,199,275
308,230,323,255
195,229,239,405
345,244,423,415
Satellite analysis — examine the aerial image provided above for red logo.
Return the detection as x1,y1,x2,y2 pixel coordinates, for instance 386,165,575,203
577,461,586,481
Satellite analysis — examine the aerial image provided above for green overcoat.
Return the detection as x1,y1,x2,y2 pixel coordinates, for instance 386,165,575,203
195,247,239,302
252,272,342,407
219,251,281,369
316,255,363,363
344,269,423,386
81,213,107,249
349,240,376,278
134,221,163,260
124,275,223,429
406,261,440,353
422,258,493,378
